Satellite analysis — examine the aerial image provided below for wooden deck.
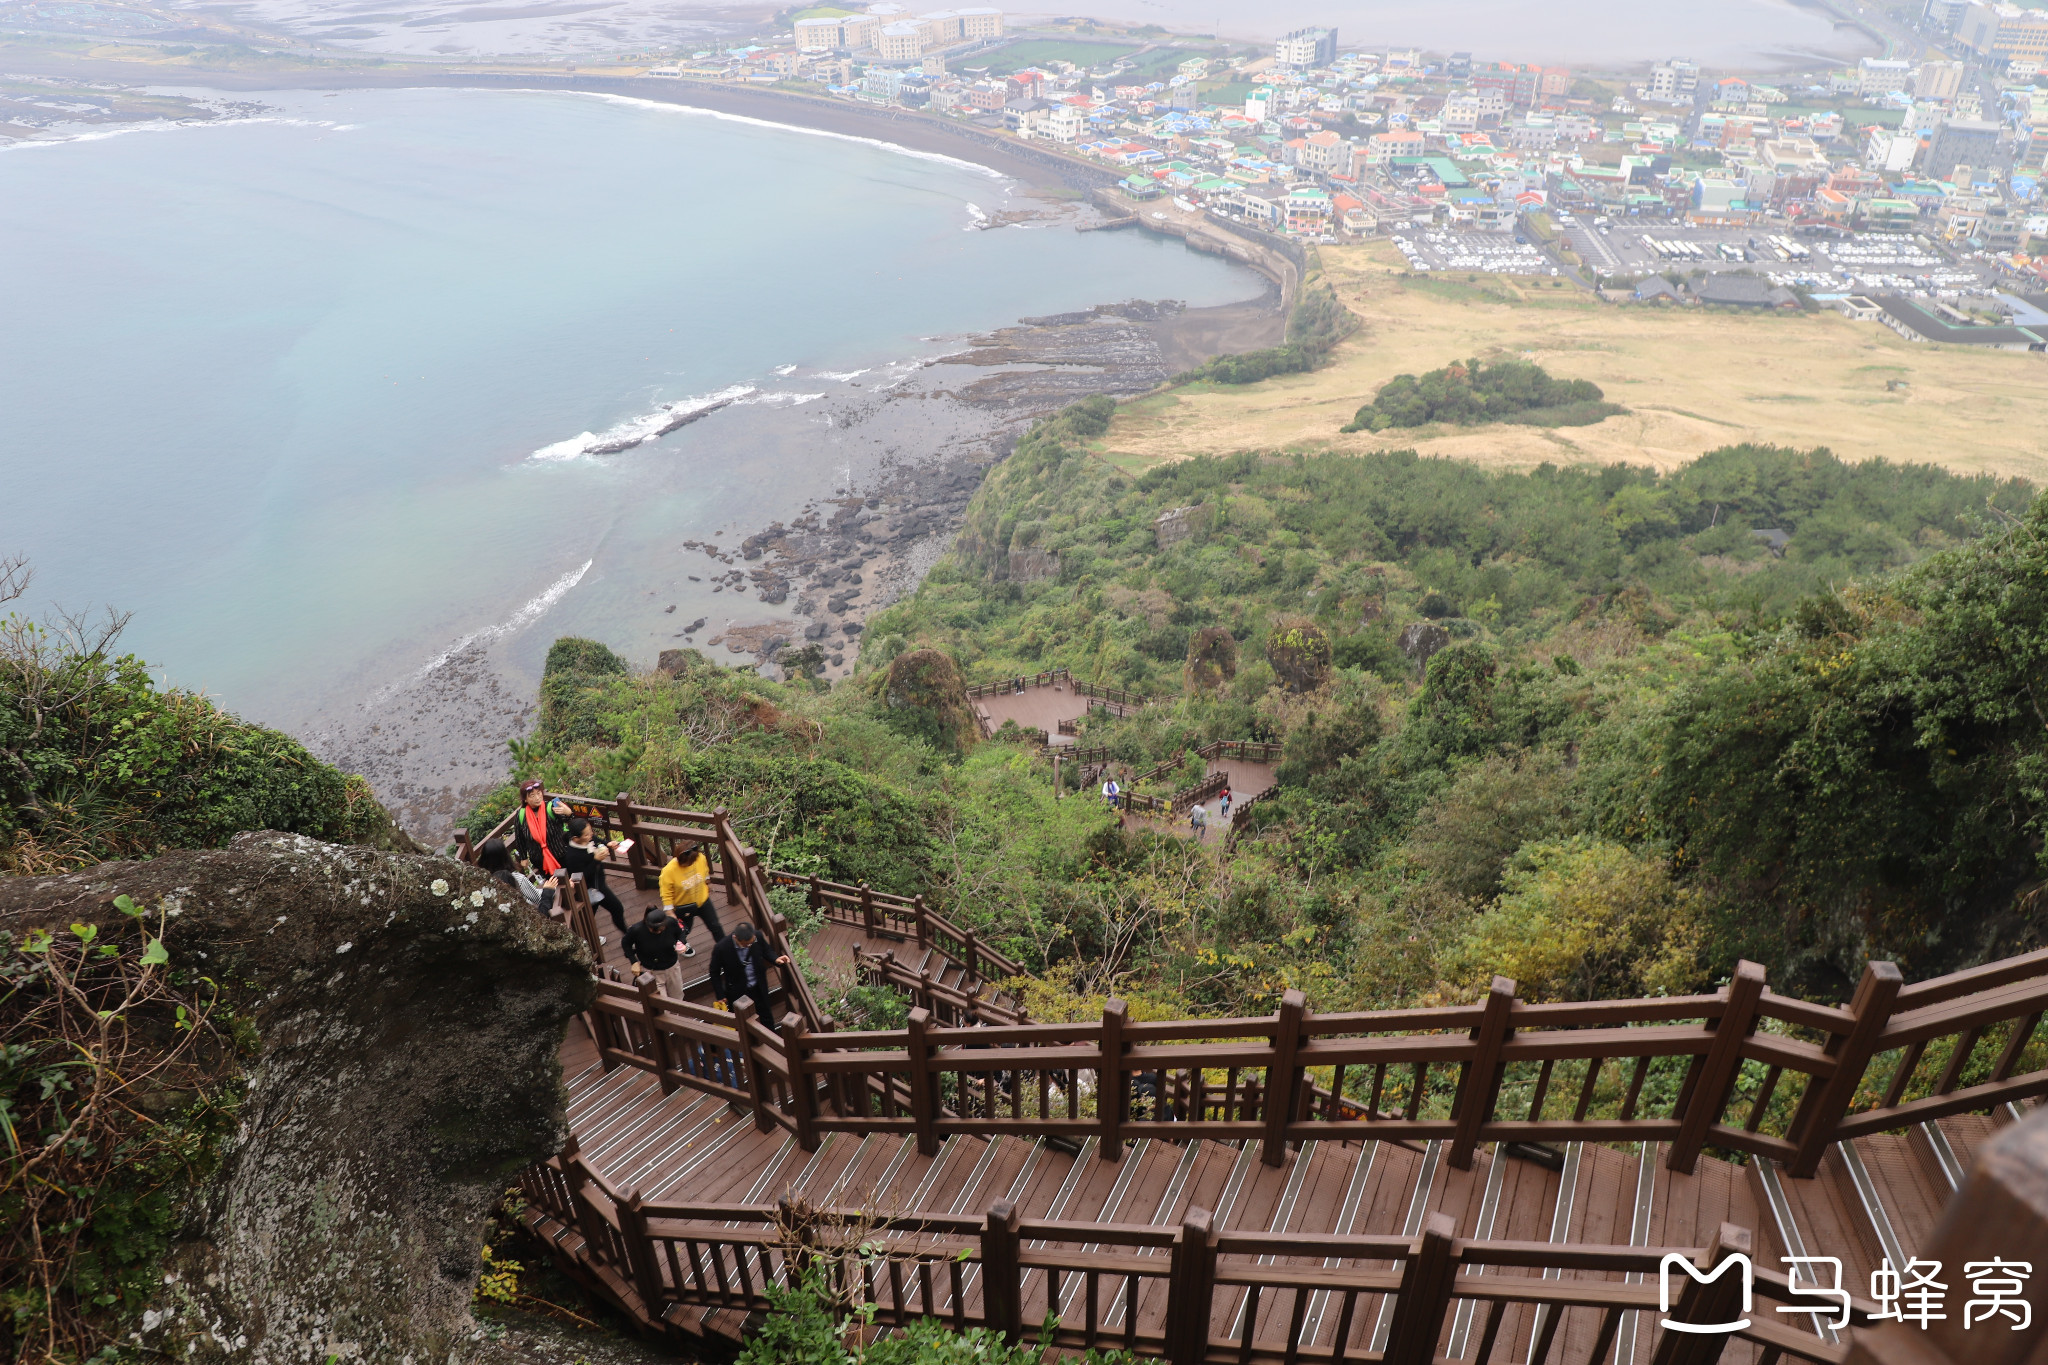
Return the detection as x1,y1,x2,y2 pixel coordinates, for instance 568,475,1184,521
538,885,2026,1362
471,794,2048,1364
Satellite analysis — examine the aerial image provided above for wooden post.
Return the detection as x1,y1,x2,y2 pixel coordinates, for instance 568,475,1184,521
1668,962,1767,1175
731,999,776,1133
1100,998,1128,1162
1052,751,1060,801
1449,976,1517,1172
1261,989,1307,1167
453,829,475,863
563,1143,611,1270
1787,961,1902,1177
1841,1108,2048,1365
818,1015,848,1116
913,894,931,948
621,1189,663,1314
907,1006,940,1157
1164,1207,1217,1365
808,873,823,917
714,807,737,901
963,929,980,981
614,792,652,890
860,882,879,938
1648,1223,1754,1365
1384,1211,1459,1365
982,1198,1025,1344
637,974,679,1095
780,1011,820,1152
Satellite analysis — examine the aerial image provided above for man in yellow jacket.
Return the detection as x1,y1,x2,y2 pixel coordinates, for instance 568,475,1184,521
657,840,724,957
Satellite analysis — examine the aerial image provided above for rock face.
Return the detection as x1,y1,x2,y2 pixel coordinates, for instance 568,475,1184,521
0,832,592,1365
1185,626,1239,692
1154,504,1211,550
1398,622,1452,675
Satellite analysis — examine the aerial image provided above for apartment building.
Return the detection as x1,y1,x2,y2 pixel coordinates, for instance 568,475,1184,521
1275,27,1338,70
1857,57,1914,96
1914,59,1965,100
1962,3,2048,61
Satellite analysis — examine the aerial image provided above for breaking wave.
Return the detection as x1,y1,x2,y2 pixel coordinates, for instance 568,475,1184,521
529,384,754,460
365,559,593,705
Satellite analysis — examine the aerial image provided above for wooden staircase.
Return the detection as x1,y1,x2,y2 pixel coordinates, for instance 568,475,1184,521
464,794,2048,1364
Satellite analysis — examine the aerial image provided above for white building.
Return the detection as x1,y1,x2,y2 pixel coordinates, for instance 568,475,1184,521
1864,126,1920,172
877,20,924,60
1858,57,1914,96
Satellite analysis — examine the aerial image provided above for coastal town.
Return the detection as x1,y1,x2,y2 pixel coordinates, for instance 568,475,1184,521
625,3,2048,344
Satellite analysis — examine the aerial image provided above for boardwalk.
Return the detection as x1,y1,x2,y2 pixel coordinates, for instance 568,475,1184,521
462,795,2048,1364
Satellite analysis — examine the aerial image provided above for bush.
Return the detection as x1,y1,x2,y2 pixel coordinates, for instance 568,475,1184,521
1343,358,1620,432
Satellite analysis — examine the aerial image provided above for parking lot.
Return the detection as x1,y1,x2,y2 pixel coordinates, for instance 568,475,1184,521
1387,228,1557,275
1563,215,1997,294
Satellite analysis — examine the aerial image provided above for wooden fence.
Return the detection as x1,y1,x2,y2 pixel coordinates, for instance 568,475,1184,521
564,952,2048,1179
855,945,1029,1027
517,1154,1867,1365
1197,739,1285,765
766,869,1024,982
965,668,1075,700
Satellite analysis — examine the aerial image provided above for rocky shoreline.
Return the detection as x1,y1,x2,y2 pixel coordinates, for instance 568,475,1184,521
673,283,1284,684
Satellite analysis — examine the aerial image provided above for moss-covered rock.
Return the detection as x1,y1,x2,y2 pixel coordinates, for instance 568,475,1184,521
882,649,978,755
1184,626,1238,693
1265,617,1332,694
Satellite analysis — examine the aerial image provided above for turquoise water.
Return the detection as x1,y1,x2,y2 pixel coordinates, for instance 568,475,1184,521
0,87,1260,727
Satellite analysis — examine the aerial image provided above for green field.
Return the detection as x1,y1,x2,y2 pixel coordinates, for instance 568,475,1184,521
981,38,1140,74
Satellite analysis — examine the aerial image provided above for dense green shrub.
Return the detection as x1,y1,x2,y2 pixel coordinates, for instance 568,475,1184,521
0,614,384,874
1343,358,1622,432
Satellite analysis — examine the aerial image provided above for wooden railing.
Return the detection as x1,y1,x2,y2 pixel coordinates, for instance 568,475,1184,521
966,667,1075,700
741,961,2048,1175
1074,679,1149,713
856,945,1028,1026
517,1157,1870,1365
1197,738,1284,765
766,869,1024,982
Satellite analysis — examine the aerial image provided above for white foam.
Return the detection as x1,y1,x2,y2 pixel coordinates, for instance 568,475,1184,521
529,383,754,460
816,368,871,382
540,89,1008,181
733,392,824,406
963,201,989,232
0,115,350,154
772,364,797,375
365,559,592,706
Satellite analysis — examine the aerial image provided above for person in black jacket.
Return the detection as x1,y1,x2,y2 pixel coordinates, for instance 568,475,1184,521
624,906,688,998
709,922,791,1012
558,816,628,935
508,781,572,879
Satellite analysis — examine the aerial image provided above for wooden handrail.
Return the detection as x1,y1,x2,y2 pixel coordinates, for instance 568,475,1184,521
516,1157,1859,1365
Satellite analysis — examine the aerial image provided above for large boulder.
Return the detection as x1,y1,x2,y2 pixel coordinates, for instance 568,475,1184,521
884,649,978,753
0,832,591,1364
1265,617,1333,694
1184,626,1239,693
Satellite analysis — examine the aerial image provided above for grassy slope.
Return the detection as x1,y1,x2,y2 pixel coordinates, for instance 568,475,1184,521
1100,244,2048,484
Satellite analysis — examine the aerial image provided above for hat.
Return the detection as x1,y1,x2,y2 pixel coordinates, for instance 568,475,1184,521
733,922,757,942
645,906,671,925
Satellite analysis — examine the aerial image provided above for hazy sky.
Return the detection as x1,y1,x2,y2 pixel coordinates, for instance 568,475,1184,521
168,0,1875,68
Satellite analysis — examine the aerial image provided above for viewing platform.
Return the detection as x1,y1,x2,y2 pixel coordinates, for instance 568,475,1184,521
462,794,2048,1365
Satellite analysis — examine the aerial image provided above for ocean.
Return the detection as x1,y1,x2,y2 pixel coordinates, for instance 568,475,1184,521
0,86,1263,749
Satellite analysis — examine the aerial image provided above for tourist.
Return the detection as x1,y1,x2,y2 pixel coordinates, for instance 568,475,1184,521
710,921,792,1013
1189,803,1208,842
1219,784,1232,820
508,780,570,878
477,836,555,913
658,839,723,957
559,816,629,935
1102,777,1121,810
624,905,689,999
